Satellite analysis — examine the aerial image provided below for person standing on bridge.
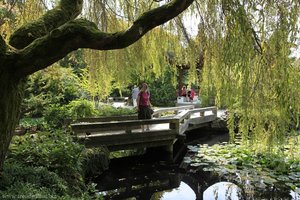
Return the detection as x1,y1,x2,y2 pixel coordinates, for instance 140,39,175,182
137,83,152,131
132,85,140,107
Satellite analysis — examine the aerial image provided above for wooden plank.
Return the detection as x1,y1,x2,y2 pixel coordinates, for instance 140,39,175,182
81,130,176,150
81,130,176,145
71,118,174,133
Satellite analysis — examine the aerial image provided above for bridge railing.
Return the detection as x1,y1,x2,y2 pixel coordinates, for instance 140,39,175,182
170,106,218,135
71,118,174,136
153,105,194,118
71,106,218,137
71,117,178,150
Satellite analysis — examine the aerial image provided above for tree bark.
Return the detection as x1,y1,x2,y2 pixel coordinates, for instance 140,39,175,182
0,70,25,171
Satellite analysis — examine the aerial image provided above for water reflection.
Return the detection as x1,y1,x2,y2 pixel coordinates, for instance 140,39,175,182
155,182,196,200
93,130,299,200
203,182,241,200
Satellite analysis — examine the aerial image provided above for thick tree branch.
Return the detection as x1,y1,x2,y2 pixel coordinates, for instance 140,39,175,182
14,0,195,78
9,0,83,49
0,35,7,55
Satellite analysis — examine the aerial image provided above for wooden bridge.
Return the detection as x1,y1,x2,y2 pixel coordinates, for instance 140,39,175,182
71,106,218,160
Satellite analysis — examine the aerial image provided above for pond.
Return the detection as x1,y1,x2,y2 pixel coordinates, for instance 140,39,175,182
93,131,300,200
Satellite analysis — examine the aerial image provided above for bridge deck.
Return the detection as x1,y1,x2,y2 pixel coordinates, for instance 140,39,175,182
71,106,218,151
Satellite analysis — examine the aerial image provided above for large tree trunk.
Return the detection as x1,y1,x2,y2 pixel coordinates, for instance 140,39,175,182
0,70,24,171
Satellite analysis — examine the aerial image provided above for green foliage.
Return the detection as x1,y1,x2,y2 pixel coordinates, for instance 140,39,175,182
3,130,108,199
44,99,98,128
68,99,99,118
9,131,84,181
146,71,178,107
81,148,110,177
0,161,69,197
22,65,82,117
19,117,47,130
196,1,300,151
97,105,136,116
43,100,136,129
43,104,73,129
60,50,87,76
0,161,96,199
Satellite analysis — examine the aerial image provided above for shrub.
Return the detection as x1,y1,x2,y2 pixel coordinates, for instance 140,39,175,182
43,104,72,129
44,99,99,129
5,130,108,199
21,65,82,118
97,105,136,116
68,99,99,119
18,117,47,131
9,131,84,184
0,161,68,198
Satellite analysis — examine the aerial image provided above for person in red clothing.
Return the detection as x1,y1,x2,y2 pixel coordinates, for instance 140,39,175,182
137,83,152,131
187,86,195,102
180,86,187,97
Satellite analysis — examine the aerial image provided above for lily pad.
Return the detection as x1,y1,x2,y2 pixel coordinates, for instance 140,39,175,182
262,176,277,185
183,157,192,164
203,167,214,172
190,162,209,167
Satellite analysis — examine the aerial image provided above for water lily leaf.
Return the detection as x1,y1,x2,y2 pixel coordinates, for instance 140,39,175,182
196,153,206,158
187,145,199,153
183,157,192,164
262,176,277,185
203,167,214,172
277,175,291,182
288,174,300,181
257,182,267,189
190,162,209,167
285,182,295,188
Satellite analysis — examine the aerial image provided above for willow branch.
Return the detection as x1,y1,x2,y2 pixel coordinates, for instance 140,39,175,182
9,0,83,49
14,0,195,78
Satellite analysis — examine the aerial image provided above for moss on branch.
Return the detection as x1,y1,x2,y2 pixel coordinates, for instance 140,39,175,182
9,0,83,49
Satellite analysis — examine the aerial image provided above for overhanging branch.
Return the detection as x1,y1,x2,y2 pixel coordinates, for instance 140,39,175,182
9,0,83,49
14,0,195,78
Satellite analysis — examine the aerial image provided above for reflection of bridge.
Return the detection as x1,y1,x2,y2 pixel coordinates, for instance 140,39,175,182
93,155,224,200
71,106,218,160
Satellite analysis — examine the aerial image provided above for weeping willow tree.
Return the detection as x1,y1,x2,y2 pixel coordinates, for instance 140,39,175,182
192,0,300,152
79,0,192,99
0,0,195,171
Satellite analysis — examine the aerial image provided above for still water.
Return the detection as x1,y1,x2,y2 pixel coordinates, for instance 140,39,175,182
94,131,300,200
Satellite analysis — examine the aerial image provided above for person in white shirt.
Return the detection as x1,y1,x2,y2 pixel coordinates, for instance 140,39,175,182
131,85,140,107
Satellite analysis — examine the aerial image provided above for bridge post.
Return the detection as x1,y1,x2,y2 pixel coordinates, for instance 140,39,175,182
200,111,204,117
212,107,217,115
